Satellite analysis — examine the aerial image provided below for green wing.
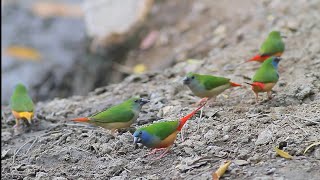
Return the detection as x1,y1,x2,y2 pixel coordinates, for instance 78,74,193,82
141,120,179,140
260,38,285,56
252,62,279,83
10,94,34,112
199,75,230,90
90,104,135,123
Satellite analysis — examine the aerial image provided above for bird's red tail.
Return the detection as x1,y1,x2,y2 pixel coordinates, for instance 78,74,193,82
177,103,206,131
230,82,242,87
71,117,90,122
246,54,270,63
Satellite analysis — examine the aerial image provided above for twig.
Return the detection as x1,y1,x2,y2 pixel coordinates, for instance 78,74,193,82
69,146,93,155
105,153,114,161
123,167,131,173
26,137,38,154
12,139,34,163
286,117,308,135
287,114,320,124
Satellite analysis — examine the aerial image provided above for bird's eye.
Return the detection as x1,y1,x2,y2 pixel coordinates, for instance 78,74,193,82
191,76,195,79
139,131,142,135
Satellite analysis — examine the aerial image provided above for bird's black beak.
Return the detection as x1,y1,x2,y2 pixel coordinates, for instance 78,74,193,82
133,137,141,144
139,98,150,105
274,57,282,62
183,77,190,85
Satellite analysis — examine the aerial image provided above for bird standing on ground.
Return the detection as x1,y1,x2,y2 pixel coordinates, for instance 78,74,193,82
133,103,205,160
183,72,241,106
72,97,149,135
246,56,282,103
246,31,285,63
10,83,35,128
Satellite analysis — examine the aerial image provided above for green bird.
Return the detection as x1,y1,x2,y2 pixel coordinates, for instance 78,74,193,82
246,57,281,103
10,83,35,127
72,97,149,135
183,73,241,105
133,103,205,160
247,31,285,63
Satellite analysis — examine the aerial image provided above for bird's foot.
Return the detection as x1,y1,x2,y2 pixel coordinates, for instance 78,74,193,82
267,92,273,100
145,148,167,157
195,97,209,107
152,149,169,160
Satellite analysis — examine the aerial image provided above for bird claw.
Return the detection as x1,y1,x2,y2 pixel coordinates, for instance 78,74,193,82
145,148,166,157
152,149,169,160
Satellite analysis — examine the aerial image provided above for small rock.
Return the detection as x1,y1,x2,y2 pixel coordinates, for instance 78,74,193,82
222,125,231,133
1,149,12,159
110,176,126,180
255,129,273,145
162,106,175,116
248,154,261,163
52,177,67,180
314,148,320,160
286,20,299,31
237,149,250,159
204,129,217,141
222,135,229,141
295,86,313,100
1,131,12,142
234,159,249,166
265,168,276,175
183,147,194,155
214,25,227,36
35,172,49,180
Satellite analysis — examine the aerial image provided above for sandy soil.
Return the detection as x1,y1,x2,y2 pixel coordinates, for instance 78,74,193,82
1,0,320,179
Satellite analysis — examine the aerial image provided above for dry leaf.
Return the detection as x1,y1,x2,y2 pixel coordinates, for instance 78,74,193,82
133,64,147,74
187,59,202,64
32,2,83,18
304,142,320,154
4,46,42,61
221,94,229,99
212,160,231,180
274,147,293,159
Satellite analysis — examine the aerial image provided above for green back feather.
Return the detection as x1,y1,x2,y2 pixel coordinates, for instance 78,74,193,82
140,120,179,140
259,31,285,55
10,84,34,112
189,73,230,90
90,98,138,123
252,58,279,83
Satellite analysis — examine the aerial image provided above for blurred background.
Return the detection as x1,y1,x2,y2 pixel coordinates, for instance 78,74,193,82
1,0,304,105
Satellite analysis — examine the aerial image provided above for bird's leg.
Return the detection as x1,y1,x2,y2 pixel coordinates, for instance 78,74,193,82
14,119,20,128
196,97,209,107
153,148,170,160
267,91,272,100
110,129,118,137
146,148,167,156
254,92,259,104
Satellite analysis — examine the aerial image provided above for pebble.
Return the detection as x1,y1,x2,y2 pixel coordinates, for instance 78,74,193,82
248,154,261,163
265,168,276,175
35,172,48,180
314,148,320,160
255,129,273,145
295,86,312,100
1,131,12,142
234,159,249,166
52,177,67,180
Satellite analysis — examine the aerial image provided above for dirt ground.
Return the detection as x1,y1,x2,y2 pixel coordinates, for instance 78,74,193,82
1,0,320,179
